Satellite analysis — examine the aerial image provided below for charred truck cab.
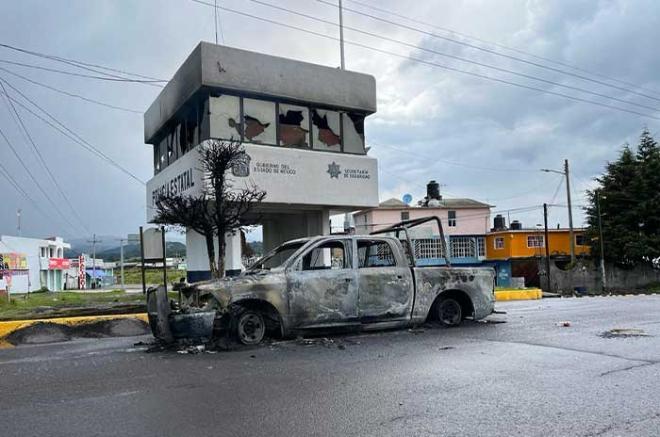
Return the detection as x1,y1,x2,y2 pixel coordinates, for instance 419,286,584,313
149,217,496,345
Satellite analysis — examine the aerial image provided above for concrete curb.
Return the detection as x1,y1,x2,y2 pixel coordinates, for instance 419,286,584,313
0,313,148,348
495,288,543,301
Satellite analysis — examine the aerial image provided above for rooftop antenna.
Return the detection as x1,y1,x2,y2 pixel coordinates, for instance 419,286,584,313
339,0,345,69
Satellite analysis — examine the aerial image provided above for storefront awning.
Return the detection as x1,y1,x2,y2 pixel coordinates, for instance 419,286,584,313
85,269,109,278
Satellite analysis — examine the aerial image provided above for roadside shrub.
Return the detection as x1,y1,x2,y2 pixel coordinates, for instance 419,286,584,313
33,287,50,294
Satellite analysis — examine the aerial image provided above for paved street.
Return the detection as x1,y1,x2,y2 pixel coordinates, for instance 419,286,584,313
2,295,660,437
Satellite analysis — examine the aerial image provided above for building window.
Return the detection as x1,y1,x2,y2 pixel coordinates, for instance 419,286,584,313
40,247,47,258
494,237,504,249
401,211,410,221
450,236,475,258
278,104,310,147
575,234,587,246
342,112,365,154
311,109,341,151
477,237,485,257
448,210,457,227
527,235,545,248
413,239,445,260
243,98,276,145
209,95,242,141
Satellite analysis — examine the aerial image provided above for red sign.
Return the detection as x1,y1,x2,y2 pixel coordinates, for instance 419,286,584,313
48,258,71,270
78,256,86,289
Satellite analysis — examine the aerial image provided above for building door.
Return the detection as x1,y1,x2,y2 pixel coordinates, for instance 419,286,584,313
356,239,413,322
287,239,358,327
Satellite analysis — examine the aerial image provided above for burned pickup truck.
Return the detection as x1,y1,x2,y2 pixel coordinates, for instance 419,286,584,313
148,217,496,345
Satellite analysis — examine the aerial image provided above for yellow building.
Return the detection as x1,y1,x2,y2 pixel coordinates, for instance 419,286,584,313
486,228,590,260
484,227,590,288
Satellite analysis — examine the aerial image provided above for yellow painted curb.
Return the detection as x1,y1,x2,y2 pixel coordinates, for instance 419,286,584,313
0,313,148,340
495,288,543,301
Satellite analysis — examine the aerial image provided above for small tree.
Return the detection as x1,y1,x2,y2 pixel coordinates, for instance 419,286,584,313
154,140,266,278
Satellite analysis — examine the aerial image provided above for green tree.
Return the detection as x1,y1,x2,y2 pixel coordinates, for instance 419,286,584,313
585,129,660,266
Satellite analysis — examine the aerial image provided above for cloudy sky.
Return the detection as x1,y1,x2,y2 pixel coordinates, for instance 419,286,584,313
0,0,658,242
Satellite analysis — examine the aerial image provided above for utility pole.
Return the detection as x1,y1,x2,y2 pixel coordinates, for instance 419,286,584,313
339,0,345,69
543,203,552,292
87,234,101,289
596,190,607,291
16,209,21,236
564,159,575,264
214,0,218,44
541,159,575,263
120,238,125,291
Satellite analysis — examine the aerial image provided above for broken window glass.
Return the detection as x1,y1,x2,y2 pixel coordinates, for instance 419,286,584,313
278,104,309,147
302,241,346,270
243,98,276,145
154,143,160,173
342,112,365,154
209,95,241,141
311,109,341,151
357,240,396,268
159,135,168,170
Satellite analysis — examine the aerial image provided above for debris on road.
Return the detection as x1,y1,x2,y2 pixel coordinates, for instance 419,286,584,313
600,328,649,339
556,321,572,327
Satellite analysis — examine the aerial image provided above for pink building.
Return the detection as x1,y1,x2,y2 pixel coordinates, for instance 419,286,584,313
352,182,492,265
353,198,492,237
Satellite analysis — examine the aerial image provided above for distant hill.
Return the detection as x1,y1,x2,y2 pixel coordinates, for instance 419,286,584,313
247,241,263,257
65,242,186,262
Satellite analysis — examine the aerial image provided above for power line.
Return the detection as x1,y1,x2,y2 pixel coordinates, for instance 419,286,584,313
0,66,142,113
0,159,65,233
377,143,542,174
247,0,660,113
0,59,165,84
315,0,660,104
0,77,91,234
188,0,660,121
343,0,660,99
0,43,165,82
0,123,84,234
0,83,146,185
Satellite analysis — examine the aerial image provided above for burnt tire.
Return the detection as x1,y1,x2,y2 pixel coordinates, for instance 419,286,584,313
231,307,266,345
437,297,462,327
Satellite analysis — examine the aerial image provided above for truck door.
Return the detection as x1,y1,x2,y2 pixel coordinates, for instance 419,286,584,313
287,239,358,327
356,238,414,322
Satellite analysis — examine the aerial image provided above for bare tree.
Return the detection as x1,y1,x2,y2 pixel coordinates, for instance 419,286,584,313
153,140,266,279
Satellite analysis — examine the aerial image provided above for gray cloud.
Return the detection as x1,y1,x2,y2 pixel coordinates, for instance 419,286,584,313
0,0,657,240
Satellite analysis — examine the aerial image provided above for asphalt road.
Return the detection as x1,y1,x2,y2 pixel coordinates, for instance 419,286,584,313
2,295,660,437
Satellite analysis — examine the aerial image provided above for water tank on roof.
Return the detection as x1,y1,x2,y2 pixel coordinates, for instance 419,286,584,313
493,214,506,231
510,220,522,230
427,180,441,201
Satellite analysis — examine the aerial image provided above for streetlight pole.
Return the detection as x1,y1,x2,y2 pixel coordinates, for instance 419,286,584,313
564,159,575,264
596,190,607,291
338,0,345,70
541,159,575,263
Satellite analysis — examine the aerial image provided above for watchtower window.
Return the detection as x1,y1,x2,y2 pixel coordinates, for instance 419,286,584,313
243,98,276,145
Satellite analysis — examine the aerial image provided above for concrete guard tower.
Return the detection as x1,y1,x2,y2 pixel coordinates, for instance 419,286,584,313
144,42,378,281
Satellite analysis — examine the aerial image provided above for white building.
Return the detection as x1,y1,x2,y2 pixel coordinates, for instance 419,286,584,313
144,43,379,281
0,235,71,293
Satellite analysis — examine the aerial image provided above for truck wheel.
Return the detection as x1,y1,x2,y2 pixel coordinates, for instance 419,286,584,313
437,298,462,327
233,308,266,345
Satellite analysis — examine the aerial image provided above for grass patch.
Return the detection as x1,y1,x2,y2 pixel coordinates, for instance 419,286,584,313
0,291,146,320
119,267,186,285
